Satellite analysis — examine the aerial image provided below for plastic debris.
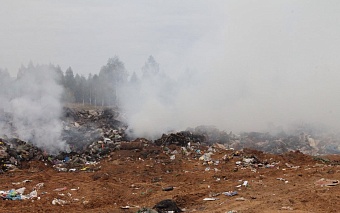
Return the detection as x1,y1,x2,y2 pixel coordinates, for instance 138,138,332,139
36,183,44,189
315,178,340,187
162,186,174,191
52,198,68,205
53,187,67,191
223,191,238,196
203,197,219,201
235,197,246,201
0,187,38,200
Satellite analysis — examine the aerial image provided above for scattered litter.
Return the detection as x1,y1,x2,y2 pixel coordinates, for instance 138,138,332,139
12,180,32,185
36,183,44,189
277,178,289,183
52,198,68,206
223,191,238,196
203,197,219,201
162,186,174,191
281,206,293,210
199,153,212,162
54,187,67,191
0,188,38,200
315,178,339,187
235,197,246,201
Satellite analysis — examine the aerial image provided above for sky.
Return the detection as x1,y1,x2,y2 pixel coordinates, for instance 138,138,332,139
1,1,340,136
0,0,226,76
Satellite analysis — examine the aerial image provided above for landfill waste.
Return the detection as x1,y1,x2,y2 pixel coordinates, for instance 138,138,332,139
54,187,67,191
136,208,158,213
0,187,38,200
1,106,340,176
153,199,183,213
199,153,213,162
235,197,246,201
162,186,174,191
314,178,340,187
2,105,340,212
203,197,219,201
277,178,289,184
52,198,68,206
281,206,294,210
223,191,238,196
155,131,206,146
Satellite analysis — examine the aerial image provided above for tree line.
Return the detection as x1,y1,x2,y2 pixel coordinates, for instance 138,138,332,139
0,55,160,107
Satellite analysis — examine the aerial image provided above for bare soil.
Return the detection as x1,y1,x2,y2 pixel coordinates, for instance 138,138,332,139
1,146,340,213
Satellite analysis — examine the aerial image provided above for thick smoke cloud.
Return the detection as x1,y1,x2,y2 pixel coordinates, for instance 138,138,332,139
120,9,340,140
1,1,340,143
0,64,68,154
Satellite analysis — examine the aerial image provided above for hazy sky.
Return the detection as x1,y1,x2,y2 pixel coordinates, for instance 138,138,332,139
2,1,340,134
1,1,339,77
0,0,226,76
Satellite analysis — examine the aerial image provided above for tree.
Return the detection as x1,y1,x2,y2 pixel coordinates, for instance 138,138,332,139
63,67,76,103
74,74,87,104
142,55,159,78
98,56,128,106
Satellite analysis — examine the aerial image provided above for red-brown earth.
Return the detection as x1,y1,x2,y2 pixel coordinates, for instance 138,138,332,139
1,145,340,213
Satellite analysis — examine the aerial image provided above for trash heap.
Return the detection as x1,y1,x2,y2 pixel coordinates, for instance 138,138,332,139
0,107,129,173
1,106,340,175
154,131,206,146
175,126,340,155
61,107,127,152
0,138,47,173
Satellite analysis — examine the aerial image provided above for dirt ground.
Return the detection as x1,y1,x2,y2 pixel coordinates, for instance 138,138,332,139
1,145,340,213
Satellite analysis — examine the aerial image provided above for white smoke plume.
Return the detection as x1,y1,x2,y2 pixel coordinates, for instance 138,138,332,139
0,64,68,154
120,22,340,139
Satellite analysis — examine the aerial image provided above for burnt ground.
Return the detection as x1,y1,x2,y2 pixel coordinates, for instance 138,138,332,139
1,145,340,213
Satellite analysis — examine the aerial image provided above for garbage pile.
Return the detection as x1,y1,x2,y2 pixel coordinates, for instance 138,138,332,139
0,138,47,173
0,107,130,173
1,106,340,174
154,127,340,155
227,131,340,155
155,131,206,146
61,107,127,152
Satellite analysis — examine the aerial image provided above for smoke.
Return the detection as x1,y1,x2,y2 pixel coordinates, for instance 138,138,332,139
0,64,68,154
120,2,340,139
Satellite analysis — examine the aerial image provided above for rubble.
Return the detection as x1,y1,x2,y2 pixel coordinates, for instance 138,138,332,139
1,105,340,212
1,106,340,176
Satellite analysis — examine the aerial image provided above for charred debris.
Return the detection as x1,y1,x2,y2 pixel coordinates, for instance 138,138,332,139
1,106,340,173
